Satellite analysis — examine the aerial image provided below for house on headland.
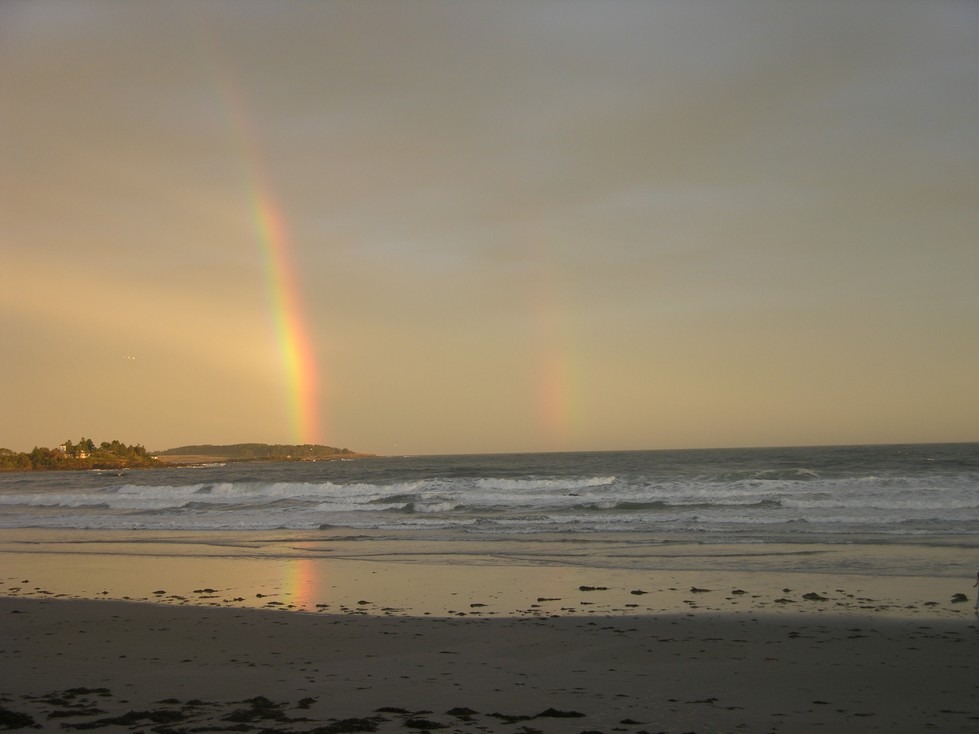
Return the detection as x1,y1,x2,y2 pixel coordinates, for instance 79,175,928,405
57,444,90,459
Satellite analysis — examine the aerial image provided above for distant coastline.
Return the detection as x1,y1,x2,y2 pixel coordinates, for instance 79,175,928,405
0,439,373,472
153,443,374,465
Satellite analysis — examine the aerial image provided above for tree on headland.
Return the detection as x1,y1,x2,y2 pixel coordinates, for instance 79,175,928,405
0,448,31,471
0,438,160,471
0,439,372,471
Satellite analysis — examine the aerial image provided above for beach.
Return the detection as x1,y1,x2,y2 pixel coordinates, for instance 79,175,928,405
2,530,978,733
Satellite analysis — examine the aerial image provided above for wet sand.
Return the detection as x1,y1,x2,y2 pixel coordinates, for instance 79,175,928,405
2,530,978,732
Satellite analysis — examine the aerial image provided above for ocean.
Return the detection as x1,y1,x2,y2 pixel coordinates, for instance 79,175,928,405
1,443,976,544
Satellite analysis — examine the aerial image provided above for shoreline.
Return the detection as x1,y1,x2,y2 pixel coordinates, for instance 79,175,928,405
3,530,978,732
0,453,378,472
1,529,976,619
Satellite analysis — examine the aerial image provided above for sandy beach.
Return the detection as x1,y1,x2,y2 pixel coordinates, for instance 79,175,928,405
2,530,978,733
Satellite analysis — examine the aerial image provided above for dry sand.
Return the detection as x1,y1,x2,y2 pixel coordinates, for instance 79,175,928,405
1,533,978,733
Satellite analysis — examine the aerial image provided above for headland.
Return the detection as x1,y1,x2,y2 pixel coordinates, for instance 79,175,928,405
0,440,373,471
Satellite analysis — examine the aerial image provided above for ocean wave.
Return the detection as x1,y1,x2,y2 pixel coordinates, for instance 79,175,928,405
474,476,617,491
2,445,977,537
713,467,822,482
387,501,463,514
573,498,784,512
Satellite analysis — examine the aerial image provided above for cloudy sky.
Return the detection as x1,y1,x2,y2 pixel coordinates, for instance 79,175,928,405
2,0,977,455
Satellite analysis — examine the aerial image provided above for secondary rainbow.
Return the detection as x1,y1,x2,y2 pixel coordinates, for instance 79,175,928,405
526,235,581,447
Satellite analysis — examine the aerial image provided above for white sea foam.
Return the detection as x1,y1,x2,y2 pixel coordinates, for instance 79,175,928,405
0,444,976,539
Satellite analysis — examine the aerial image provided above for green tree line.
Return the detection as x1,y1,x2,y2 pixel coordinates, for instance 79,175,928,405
156,443,358,460
0,438,160,471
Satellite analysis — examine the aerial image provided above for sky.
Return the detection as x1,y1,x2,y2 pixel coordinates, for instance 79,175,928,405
2,0,977,456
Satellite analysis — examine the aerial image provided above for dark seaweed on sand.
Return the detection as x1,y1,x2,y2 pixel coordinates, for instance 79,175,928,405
0,706,37,729
312,716,386,733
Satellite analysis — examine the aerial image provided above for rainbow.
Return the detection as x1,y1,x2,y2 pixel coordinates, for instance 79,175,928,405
538,345,575,443
249,183,322,446
198,27,323,445
529,240,580,446
284,558,320,611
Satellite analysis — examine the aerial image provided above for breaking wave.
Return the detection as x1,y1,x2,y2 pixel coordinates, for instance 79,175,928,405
0,443,976,539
